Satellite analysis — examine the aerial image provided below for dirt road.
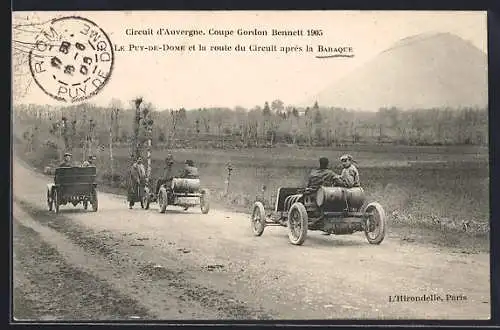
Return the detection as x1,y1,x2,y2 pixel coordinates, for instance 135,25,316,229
12,157,491,320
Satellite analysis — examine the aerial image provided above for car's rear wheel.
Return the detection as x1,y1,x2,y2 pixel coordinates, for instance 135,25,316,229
200,189,210,214
251,201,266,236
142,188,150,210
364,202,386,244
47,190,53,211
91,189,98,212
158,188,168,213
54,190,60,214
287,202,308,245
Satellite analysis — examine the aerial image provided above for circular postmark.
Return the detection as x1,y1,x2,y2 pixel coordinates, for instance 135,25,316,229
28,16,114,103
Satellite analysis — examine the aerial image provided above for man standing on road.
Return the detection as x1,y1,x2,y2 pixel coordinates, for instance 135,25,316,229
136,157,146,181
127,157,146,209
59,152,73,167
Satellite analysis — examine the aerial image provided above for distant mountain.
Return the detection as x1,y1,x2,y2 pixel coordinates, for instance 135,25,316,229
309,32,488,111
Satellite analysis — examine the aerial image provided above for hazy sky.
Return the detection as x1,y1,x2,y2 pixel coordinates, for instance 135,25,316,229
12,11,487,110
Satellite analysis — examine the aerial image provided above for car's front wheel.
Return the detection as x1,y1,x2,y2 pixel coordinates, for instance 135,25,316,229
251,201,266,236
158,188,168,214
364,202,387,244
200,189,210,214
287,202,308,245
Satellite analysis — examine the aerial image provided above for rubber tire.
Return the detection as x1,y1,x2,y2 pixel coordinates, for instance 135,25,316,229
251,201,266,236
200,189,210,214
158,188,168,214
47,190,53,211
287,202,308,245
364,202,387,245
54,190,60,214
91,188,98,212
143,193,150,210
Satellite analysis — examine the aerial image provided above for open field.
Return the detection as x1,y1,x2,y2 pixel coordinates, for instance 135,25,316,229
19,142,490,238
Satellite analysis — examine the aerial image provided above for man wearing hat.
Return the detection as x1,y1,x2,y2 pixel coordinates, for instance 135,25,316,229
59,152,73,167
306,157,337,191
127,156,146,209
155,154,175,196
179,159,199,179
338,154,360,188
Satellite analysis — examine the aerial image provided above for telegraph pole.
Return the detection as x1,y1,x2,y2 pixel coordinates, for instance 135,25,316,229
133,97,143,160
142,107,154,185
109,109,117,180
88,119,95,158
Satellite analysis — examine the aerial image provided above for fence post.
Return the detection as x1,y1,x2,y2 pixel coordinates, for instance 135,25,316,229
224,162,233,196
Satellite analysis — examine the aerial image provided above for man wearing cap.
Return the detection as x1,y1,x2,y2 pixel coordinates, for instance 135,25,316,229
306,157,337,191
179,160,199,179
59,152,73,167
338,154,360,188
155,154,175,196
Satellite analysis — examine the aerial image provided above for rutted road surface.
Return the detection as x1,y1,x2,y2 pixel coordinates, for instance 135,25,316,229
12,158,491,320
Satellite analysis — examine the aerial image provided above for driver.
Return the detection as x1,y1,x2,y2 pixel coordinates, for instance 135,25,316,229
307,157,337,191
156,154,175,195
59,152,73,167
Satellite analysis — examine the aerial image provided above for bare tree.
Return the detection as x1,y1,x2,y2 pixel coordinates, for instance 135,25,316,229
132,97,143,159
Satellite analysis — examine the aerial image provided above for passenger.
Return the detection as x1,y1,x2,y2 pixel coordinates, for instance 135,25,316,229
59,152,73,167
179,159,199,179
88,155,96,166
307,157,337,191
338,154,360,188
81,160,90,167
156,153,175,195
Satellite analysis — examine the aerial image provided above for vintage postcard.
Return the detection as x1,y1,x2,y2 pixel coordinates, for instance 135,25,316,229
11,11,490,321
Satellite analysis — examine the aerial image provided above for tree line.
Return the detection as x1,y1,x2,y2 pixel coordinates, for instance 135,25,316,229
14,100,488,157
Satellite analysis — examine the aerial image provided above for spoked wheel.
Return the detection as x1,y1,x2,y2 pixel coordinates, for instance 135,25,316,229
287,202,308,245
251,201,266,236
47,190,53,211
364,202,387,244
200,189,210,214
91,188,98,212
158,188,168,214
54,190,60,214
142,188,150,210
136,185,144,209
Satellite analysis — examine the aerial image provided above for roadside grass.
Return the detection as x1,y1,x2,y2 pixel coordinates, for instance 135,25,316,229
18,143,490,243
